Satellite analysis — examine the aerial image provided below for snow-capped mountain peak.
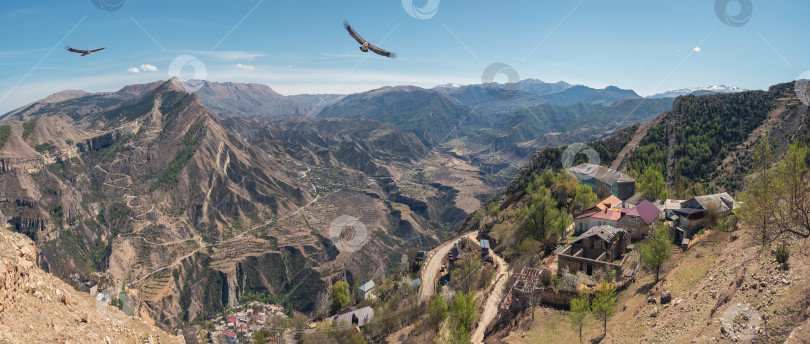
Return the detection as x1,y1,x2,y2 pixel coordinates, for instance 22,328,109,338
649,85,747,98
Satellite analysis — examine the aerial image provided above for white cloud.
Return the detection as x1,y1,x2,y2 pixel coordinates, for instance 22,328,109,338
235,64,254,71
126,67,140,73
140,64,158,72
693,46,701,52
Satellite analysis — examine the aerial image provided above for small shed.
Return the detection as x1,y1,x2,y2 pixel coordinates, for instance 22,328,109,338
411,278,421,288
480,239,491,255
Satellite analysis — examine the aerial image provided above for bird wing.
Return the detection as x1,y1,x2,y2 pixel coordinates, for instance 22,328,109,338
65,45,87,54
368,44,396,59
89,47,107,53
343,20,366,45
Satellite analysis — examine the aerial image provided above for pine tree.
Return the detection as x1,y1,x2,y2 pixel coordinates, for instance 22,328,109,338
640,224,673,282
569,289,590,343
592,280,616,336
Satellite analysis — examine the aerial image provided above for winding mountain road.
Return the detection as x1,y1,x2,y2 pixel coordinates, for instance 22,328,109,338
418,231,479,302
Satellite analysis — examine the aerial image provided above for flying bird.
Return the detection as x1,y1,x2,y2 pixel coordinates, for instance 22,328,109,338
342,21,396,59
65,45,106,56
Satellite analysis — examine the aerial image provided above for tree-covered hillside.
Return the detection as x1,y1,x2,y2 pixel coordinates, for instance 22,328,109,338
625,82,810,194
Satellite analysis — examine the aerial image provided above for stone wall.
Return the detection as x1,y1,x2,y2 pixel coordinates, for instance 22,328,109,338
557,252,623,277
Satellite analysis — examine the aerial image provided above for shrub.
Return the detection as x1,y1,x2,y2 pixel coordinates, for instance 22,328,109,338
428,295,448,326
541,271,552,287
774,241,790,266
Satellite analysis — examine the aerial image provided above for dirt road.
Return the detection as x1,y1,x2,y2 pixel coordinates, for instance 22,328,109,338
471,250,508,344
418,231,479,302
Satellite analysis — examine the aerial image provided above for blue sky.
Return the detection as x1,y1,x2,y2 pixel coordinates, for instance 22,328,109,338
0,0,807,113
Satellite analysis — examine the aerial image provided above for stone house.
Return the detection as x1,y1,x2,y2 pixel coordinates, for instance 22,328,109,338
568,163,636,200
617,199,662,239
557,225,629,276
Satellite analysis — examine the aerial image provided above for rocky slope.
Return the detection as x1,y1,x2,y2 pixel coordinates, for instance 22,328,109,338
0,228,182,343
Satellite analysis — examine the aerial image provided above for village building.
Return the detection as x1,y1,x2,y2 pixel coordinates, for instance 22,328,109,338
574,208,622,235
671,192,739,246
222,331,238,344
663,199,684,219
335,306,375,327
681,192,739,217
557,225,630,276
448,247,463,265
358,280,375,301
568,163,636,200
585,195,623,213
617,199,662,239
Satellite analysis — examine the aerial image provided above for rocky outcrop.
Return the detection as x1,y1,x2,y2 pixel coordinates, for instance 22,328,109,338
76,130,122,152
0,228,184,343
0,229,36,313
0,157,48,174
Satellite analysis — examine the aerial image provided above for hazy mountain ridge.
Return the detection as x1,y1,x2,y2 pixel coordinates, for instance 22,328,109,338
193,80,315,121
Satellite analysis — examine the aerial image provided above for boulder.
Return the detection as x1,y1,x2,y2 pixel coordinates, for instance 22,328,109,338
661,291,672,304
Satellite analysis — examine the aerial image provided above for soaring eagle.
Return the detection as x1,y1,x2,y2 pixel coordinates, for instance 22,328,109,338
343,21,396,59
65,45,106,56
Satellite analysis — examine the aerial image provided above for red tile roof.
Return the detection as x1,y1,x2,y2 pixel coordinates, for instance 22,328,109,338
575,211,599,220
587,209,622,221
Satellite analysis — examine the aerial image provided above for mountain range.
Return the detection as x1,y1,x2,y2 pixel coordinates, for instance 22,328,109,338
0,75,761,333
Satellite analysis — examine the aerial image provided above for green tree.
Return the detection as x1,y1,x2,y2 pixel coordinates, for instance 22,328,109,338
640,223,673,283
449,291,478,343
591,280,616,336
556,170,580,198
636,166,667,200
452,255,483,293
572,184,598,215
736,139,776,247
517,238,542,256
486,201,500,216
773,142,810,239
704,200,720,230
330,281,351,314
428,294,448,326
540,169,556,188
516,187,572,244
569,289,590,343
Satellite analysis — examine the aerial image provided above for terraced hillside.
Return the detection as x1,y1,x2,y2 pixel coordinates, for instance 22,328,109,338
0,78,495,329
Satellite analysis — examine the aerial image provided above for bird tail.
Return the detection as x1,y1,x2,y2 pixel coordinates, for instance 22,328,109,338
342,19,350,29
